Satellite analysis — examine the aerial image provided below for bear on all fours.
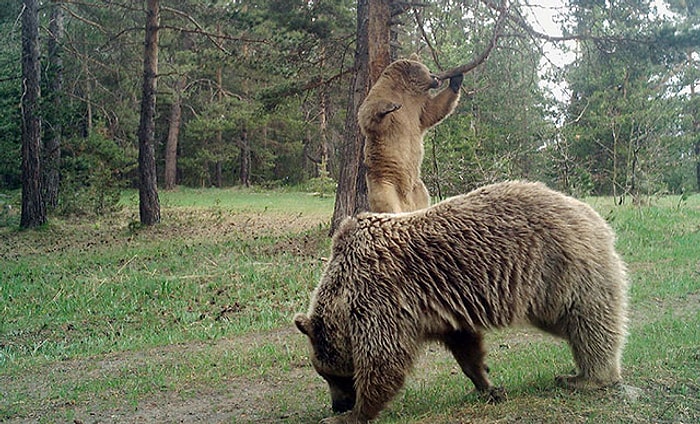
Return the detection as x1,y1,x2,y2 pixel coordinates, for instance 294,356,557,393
295,180,629,424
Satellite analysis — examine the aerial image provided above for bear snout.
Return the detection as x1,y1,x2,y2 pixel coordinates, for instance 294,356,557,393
429,74,441,89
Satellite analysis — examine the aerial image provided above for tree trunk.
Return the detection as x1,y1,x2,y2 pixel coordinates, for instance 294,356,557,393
319,85,330,178
20,0,46,229
330,0,391,234
137,0,161,225
692,84,699,192
164,76,185,190
44,3,63,210
367,0,391,83
215,61,223,188
694,134,700,191
330,0,370,234
82,59,92,138
215,161,223,188
240,128,251,187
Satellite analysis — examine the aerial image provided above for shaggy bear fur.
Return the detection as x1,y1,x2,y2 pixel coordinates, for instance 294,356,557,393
358,55,462,213
295,181,629,424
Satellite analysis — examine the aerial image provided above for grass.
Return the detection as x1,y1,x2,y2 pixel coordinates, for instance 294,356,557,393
1,188,699,423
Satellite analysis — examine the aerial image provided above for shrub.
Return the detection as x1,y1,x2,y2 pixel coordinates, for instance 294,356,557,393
57,133,133,216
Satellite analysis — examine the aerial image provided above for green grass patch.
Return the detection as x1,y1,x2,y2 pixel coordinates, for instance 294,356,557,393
120,186,334,214
1,190,699,423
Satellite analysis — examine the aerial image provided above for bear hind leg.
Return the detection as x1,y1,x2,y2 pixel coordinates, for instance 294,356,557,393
558,309,625,389
443,330,505,402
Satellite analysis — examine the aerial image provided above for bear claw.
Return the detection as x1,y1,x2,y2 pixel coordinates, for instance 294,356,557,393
483,386,507,404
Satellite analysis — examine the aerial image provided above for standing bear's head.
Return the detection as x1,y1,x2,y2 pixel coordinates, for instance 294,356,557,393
377,53,442,95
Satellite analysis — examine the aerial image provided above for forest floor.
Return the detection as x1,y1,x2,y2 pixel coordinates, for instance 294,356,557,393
2,189,699,423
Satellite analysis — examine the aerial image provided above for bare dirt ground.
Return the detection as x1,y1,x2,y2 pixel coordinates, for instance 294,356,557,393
3,327,323,424
5,328,513,424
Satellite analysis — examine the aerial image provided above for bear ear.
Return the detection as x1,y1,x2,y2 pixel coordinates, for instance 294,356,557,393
332,216,358,254
409,52,421,62
294,313,312,337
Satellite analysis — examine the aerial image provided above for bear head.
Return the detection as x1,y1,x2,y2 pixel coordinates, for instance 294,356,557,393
380,55,441,94
294,310,356,413
294,217,367,412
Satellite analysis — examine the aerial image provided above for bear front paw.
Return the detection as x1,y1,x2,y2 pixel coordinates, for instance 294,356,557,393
484,386,507,404
449,73,463,93
320,412,367,424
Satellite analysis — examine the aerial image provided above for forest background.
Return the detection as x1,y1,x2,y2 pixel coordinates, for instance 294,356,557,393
0,0,699,226
1,2,699,422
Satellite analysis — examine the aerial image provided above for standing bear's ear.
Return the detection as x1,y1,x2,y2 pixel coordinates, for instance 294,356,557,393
409,53,421,62
294,313,312,337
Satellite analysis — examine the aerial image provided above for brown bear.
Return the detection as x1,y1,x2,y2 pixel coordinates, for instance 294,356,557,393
295,180,629,424
358,55,462,213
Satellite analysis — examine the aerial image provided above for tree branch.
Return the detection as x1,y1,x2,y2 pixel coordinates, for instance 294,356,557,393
161,6,231,55
434,0,510,80
412,7,442,71
501,1,654,46
157,25,269,46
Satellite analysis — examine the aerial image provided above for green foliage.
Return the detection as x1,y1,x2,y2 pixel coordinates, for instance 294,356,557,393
297,175,336,197
1,0,698,211
558,0,699,196
57,133,133,216
416,1,553,196
0,1,21,189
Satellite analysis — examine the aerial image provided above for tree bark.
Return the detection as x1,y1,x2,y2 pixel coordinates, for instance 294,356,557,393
319,84,330,177
164,76,185,190
137,0,161,225
215,161,223,188
330,0,372,234
20,0,46,229
240,128,251,187
82,59,92,138
367,0,391,84
215,59,223,188
330,0,394,234
695,134,699,192
44,3,63,210
692,76,699,191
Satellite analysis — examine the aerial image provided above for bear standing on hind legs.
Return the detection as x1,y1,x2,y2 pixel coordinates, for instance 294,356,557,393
358,55,462,213
295,181,629,424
